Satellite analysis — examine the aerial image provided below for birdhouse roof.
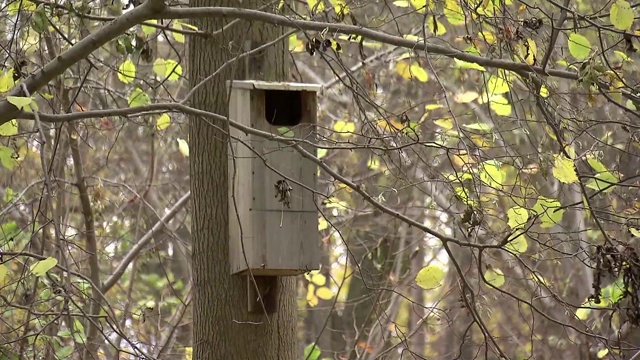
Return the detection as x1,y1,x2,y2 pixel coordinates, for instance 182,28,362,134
226,80,323,92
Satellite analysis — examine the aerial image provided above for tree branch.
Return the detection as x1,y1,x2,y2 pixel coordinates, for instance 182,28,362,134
0,0,166,123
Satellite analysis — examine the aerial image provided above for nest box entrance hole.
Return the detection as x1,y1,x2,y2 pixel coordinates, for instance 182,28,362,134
264,90,303,126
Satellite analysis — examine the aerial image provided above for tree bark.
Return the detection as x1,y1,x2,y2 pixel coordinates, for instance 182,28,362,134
188,1,297,359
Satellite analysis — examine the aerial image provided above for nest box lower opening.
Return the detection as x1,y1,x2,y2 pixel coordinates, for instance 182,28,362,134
264,90,303,126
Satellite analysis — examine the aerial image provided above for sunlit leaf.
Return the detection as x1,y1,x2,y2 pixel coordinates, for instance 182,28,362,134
0,70,15,93
552,155,578,184
576,306,591,320
428,16,446,35
117,59,136,84
128,87,150,107
0,146,17,170
479,160,505,189
142,20,157,36
0,120,18,136
315,286,334,300
7,96,32,110
507,206,529,229
277,127,295,137
540,85,549,98
317,148,328,159
462,122,493,132
434,118,454,129
311,273,326,286
444,0,465,25
586,171,619,193
568,33,592,60
304,343,321,360
177,138,189,157
8,0,36,15
0,264,8,287
454,91,478,103
454,58,486,71
153,58,182,82
172,22,185,43
505,234,528,254
30,257,58,277
484,267,505,287
156,114,171,130
486,75,510,95
489,95,512,116
611,0,634,31
333,120,356,137
415,265,444,289
532,196,564,228
597,348,609,359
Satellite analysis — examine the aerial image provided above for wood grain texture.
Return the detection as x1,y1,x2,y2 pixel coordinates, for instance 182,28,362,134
188,1,297,358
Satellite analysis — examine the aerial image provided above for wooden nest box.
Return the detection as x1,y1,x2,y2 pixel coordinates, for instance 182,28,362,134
227,80,322,278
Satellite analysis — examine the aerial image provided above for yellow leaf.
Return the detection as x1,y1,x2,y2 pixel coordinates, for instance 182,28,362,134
307,0,325,11
444,0,465,25
478,31,496,44
118,60,136,84
177,138,189,157
540,85,549,98
410,63,429,82
507,206,529,229
434,118,453,129
505,234,528,254
156,114,171,130
315,286,334,300
552,155,578,184
311,273,326,286
486,75,510,95
172,22,185,43
454,91,479,103
428,16,447,35
489,95,512,116
333,120,356,137
415,265,444,289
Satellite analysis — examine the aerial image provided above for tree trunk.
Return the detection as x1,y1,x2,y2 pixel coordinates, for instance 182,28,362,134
188,1,296,359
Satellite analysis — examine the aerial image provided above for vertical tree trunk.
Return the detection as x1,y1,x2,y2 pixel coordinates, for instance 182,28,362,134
188,2,296,359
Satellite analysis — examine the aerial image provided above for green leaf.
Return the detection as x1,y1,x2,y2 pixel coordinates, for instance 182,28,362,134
317,148,328,159
597,348,609,359
7,96,32,110
128,87,150,107
8,0,36,15
177,138,189,157
0,264,8,286
303,343,321,360
153,59,182,82
586,171,618,193
505,234,528,254
507,206,529,229
552,154,578,184
277,127,295,137
586,156,607,173
611,0,634,31
0,71,15,93
0,146,17,170
479,160,505,189
117,59,136,84
484,267,505,288
0,120,18,136
142,19,157,36
568,33,592,60
532,196,564,228
30,257,58,277
172,22,185,43
55,346,74,359
415,265,444,289
156,114,171,130
428,16,446,35
454,58,486,71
